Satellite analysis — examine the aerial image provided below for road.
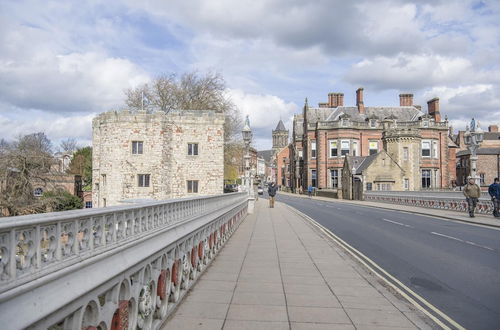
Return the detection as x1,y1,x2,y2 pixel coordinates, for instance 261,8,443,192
270,193,500,329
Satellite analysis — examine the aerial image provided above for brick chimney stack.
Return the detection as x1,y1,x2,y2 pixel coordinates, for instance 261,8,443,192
356,88,365,114
399,93,414,106
328,93,344,107
489,125,499,132
427,97,441,122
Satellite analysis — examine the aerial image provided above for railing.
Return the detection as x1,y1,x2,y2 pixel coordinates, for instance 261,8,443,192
365,192,493,214
0,192,248,329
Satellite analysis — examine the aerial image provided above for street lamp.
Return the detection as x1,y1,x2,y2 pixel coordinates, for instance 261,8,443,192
241,115,253,195
351,166,356,200
464,118,484,183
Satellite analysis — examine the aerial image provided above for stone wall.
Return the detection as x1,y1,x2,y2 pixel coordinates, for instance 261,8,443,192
92,110,224,207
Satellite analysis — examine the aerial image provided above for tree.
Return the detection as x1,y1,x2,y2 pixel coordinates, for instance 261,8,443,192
124,71,242,141
67,147,92,190
0,133,55,216
59,138,78,153
42,190,83,211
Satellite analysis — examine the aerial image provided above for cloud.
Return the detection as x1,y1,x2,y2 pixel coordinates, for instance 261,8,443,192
344,53,475,91
227,89,297,149
0,108,95,147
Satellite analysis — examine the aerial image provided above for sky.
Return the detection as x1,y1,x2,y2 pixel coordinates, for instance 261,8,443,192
1,0,499,150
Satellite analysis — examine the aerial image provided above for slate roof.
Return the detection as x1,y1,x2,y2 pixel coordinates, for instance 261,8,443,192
345,153,379,175
484,132,500,140
456,147,500,157
275,119,287,131
306,106,424,124
257,150,274,163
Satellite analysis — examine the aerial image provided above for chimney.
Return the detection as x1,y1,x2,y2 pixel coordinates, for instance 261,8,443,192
356,88,365,114
318,102,328,108
399,93,414,106
427,97,441,122
489,125,499,132
327,92,344,107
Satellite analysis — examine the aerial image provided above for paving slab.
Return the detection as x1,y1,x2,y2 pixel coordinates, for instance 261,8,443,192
161,199,433,329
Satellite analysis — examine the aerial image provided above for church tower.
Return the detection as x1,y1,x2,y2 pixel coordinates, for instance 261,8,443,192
272,119,289,154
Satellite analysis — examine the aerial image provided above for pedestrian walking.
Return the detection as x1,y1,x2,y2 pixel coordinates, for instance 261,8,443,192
488,177,500,218
463,177,481,217
307,185,313,198
268,182,278,208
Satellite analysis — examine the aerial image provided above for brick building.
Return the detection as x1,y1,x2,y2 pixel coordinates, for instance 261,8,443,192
275,145,291,188
455,124,500,187
92,109,225,207
291,88,456,192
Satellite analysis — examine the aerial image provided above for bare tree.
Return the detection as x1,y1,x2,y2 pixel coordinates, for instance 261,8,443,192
59,137,78,153
0,133,56,216
124,71,242,140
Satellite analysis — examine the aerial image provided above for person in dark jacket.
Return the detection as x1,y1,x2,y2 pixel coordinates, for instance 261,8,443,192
268,182,278,208
464,177,481,217
488,177,500,218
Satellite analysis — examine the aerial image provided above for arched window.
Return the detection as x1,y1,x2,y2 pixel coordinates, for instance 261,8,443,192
34,188,43,197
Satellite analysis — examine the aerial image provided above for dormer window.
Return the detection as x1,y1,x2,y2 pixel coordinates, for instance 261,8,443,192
341,118,349,127
423,120,429,127
370,119,377,128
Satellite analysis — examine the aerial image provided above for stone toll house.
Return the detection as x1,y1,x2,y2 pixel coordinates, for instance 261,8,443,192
92,109,225,207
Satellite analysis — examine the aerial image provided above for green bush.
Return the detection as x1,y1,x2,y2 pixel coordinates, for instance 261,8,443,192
42,190,83,211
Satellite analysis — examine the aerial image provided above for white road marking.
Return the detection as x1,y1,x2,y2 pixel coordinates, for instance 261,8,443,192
431,232,495,251
431,232,463,242
382,218,413,228
465,240,495,251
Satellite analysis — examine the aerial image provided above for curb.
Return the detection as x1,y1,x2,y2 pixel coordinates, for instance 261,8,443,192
279,192,500,229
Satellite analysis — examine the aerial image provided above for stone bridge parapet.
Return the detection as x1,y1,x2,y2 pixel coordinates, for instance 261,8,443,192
365,191,493,214
0,192,248,329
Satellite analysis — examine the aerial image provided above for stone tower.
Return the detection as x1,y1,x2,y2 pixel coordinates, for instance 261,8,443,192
272,119,289,154
382,127,421,190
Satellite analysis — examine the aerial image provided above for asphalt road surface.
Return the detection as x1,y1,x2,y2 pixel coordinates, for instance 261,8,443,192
270,193,500,330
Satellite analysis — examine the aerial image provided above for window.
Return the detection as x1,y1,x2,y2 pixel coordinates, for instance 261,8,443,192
432,141,438,159
341,140,350,156
311,170,317,187
369,141,378,155
298,150,303,159
404,178,409,190
311,141,316,159
421,169,431,188
329,140,338,157
187,180,199,193
423,120,429,127
103,198,106,207
370,119,377,128
342,118,349,127
101,174,107,185
480,173,485,185
366,183,372,191
85,201,92,208
403,147,409,161
330,169,339,188
34,187,43,197
377,183,392,191
188,143,199,156
138,174,150,187
352,141,358,156
132,141,143,154
421,141,431,157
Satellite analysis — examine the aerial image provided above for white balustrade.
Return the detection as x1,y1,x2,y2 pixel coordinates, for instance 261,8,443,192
0,192,248,329
365,192,493,214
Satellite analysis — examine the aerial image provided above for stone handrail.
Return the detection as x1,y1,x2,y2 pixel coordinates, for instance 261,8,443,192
0,192,248,329
365,192,493,214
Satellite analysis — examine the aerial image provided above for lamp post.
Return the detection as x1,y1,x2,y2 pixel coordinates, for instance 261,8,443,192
464,118,484,183
351,166,356,200
241,115,256,213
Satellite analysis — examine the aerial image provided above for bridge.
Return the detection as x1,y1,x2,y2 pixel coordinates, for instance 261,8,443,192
1,191,498,329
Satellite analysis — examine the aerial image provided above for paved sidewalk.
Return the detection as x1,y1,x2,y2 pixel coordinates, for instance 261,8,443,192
281,191,500,229
161,199,433,329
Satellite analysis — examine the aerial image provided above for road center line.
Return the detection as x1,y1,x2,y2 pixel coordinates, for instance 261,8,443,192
465,240,495,251
382,218,413,228
430,232,463,242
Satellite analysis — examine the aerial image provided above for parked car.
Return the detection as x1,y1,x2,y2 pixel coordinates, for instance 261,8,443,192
257,187,264,195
